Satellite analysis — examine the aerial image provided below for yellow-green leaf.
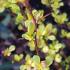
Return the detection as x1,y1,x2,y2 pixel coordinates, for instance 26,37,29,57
14,54,23,62
9,45,16,52
28,40,35,51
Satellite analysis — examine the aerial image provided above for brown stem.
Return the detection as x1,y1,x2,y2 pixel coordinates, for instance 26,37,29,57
41,13,51,20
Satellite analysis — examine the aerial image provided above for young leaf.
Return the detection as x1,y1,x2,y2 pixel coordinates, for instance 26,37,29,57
8,0,16,3
45,56,53,66
9,45,16,52
41,0,50,6
10,4,20,14
14,54,23,62
18,24,23,30
28,40,35,51
22,33,33,41
0,0,6,12
42,46,49,53
37,24,45,38
47,35,56,41
32,55,40,64
66,33,70,38
2,48,11,57
16,13,23,24
20,65,27,70
32,9,44,20
25,20,35,35
45,23,53,36
38,38,46,48
54,43,65,52
55,54,62,63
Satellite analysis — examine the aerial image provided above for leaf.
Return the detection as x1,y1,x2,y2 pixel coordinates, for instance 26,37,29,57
28,40,35,51
25,54,31,61
2,48,11,57
51,0,64,11
37,24,45,38
45,56,53,66
32,55,40,64
28,22,35,35
47,35,56,40
32,9,44,20
14,54,23,62
42,46,49,53
20,65,27,70
25,20,35,35
44,67,50,70
10,4,20,14
55,54,62,63
0,0,6,12
25,55,32,65
65,56,70,63
8,0,16,3
45,23,53,36
38,38,46,48
32,9,38,17
61,29,67,38
16,13,23,23
0,7,5,12
22,33,33,41
18,24,23,30
9,45,16,52
41,0,50,6
16,0,26,3
54,43,65,52
52,27,57,35
26,8,33,20
66,33,70,38
53,13,67,24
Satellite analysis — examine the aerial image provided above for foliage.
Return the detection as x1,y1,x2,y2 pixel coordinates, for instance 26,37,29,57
0,0,70,70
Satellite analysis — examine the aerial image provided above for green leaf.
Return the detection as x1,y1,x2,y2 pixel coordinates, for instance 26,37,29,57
55,54,62,63
54,43,65,52
37,24,45,38
22,33,33,41
45,56,53,66
0,7,5,12
42,46,49,53
53,13,67,24
45,23,53,36
32,55,40,64
16,13,23,23
38,38,46,48
44,67,50,70
14,54,23,62
52,28,57,35
0,0,6,12
20,65,27,70
28,40,35,51
51,0,64,11
32,9,44,20
8,0,16,3
65,56,70,63
41,0,50,6
25,54,31,61
25,20,35,35
61,29,67,38
10,4,20,14
9,45,16,52
66,33,70,38
28,22,35,35
18,24,23,30
47,35,56,40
